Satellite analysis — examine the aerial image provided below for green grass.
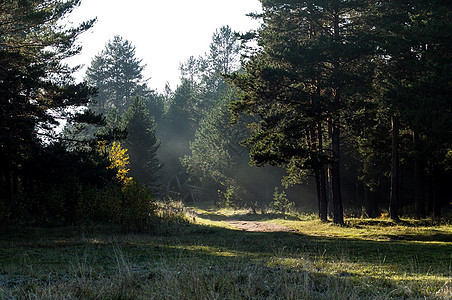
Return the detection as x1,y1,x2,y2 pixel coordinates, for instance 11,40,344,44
0,206,451,299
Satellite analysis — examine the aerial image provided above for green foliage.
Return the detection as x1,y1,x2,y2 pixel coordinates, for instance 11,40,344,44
229,0,371,170
175,26,263,207
226,0,452,221
0,4,160,228
95,107,127,142
347,0,452,219
179,25,241,107
2,0,451,229
86,35,146,113
182,89,248,185
270,187,294,214
85,35,165,125
21,143,157,230
13,140,157,230
371,0,452,162
181,87,276,208
76,181,156,231
0,0,100,211
228,0,373,223
122,97,162,193
158,80,199,181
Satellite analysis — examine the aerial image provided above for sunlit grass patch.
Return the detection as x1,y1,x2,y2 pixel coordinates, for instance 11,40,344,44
271,216,452,241
166,244,242,258
192,214,237,230
0,208,451,299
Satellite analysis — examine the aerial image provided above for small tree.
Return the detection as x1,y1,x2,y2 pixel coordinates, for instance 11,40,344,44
270,187,294,215
99,141,132,185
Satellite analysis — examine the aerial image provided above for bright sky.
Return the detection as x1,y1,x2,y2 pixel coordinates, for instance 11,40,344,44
66,0,262,92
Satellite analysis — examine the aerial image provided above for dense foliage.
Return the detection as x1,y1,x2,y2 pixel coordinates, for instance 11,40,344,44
0,1,157,229
122,97,162,194
228,0,451,221
0,0,450,227
84,36,163,197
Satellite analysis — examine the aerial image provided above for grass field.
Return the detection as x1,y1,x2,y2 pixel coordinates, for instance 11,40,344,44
0,203,451,299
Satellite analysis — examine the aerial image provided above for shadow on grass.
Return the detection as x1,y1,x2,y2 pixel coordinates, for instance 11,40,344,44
1,221,451,266
346,218,451,228
193,211,302,222
180,223,452,265
381,232,452,242
0,222,450,298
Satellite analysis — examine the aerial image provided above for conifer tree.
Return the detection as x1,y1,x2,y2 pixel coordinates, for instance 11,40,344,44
182,87,252,206
158,80,198,182
368,0,452,220
0,0,99,215
86,35,150,114
179,25,241,110
122,97,162,193
229,0,372,223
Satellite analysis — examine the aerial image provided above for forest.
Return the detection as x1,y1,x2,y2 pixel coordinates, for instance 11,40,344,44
0,0,451,298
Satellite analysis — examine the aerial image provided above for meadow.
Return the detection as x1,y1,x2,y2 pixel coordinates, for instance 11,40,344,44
0,203,450,299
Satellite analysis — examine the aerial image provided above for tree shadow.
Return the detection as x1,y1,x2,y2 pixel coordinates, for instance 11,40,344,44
347,218,450,228
139,224,450,298
0,223,449,298
167,222,452,276
193,211,302,222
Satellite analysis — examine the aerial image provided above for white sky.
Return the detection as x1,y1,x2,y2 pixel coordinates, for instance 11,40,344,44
66,0,262,92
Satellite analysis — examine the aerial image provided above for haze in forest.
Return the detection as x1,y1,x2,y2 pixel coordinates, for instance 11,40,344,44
1,0,451,238
1,2,451,297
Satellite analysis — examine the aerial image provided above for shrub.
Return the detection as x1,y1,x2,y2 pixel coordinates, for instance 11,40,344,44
77,181,157,231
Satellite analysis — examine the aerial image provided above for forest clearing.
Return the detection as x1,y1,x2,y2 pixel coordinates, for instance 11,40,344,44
1,1,451,298
0,202,451,299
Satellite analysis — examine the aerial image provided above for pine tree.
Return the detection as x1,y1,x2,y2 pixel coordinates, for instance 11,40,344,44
229,0,372,223
179,25,241,109
86,35,148,114
366,0,452,220
181,87,253,206
122,97,162,193
0,0,99,215
158,80,198,182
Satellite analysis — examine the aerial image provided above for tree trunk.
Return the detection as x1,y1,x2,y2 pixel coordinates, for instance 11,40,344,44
331,119,344,224
390,115,400,221
314,170,321,217
364,184,379,218
315,166,328,222
317,122,328,222
427,166,433,215
319,167,328,222
413,132,426,219
327,122,334,218
432,165,442,219
331,10,343,225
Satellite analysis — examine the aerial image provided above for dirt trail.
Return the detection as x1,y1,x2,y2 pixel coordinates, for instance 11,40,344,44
191,208,297,233
225,220,296,233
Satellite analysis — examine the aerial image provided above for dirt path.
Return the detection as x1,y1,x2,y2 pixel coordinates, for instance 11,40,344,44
191,208,297,233
225,220,296,233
